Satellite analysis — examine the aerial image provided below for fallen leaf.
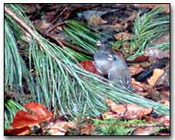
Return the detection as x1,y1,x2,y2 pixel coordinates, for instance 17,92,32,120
110,22,124,31
106,99,126,113
80,122,95,135
80,60,98,74
147,69,164,87
124,104,153,120
114,32,133,40
145,116,169,129
127,55,149,63
88,14,107,26
102,111,121,119
12,102,53,129
105,99,153,120
45,121,76,135
5,126,30,136
24,102,53,120
158,132,170,136
129,65,144,76
131,78,144,92
133,126,160,135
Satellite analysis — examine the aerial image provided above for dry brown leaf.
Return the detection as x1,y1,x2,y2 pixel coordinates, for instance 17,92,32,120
80,122,95,135
133,126,160,135
110,22,123,30
131,78,144,92
129,65,144,76
147,69,164,87
145,116,169,129
88,15,107,26
34,20,50,31
102,111,121,119
46,121,76,135
105,99,153,120
114,32,133,40
110,21,128,31
106,99,126,113
124,104,153,120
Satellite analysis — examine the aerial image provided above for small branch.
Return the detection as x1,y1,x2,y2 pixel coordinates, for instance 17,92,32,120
51,7,68,25
43,22,65,35
5,6,46,50
40,30,93,57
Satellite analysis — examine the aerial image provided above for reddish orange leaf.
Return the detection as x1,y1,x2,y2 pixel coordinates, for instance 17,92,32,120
127,56,149,63
5,126,30,136
80,60,98,74
24,102,52,120
12,102,53,129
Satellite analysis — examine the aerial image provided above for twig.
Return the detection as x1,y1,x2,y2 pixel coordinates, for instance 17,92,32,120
51,7,68,25
41,31,93,57
5,6,46,50
43,22,65,35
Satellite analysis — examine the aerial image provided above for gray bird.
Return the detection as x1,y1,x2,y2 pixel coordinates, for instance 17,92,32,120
93,40,114,76
108,55,132,91
93,39,132,91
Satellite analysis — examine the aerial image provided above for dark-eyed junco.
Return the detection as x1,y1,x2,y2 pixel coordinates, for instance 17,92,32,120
93,39,114,76
108,55,132,91
93,39,132,91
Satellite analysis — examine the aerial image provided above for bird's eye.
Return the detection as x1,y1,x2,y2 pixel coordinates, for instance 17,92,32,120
113,57,117,61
